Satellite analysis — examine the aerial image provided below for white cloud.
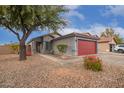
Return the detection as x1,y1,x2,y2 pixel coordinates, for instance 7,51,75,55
103,6,124,16
110,19,118,27
59,28,82,35
67,11,85,21
65,5,80,10
59,24,105,36
81,24,107,36
82,24,124,37
59,23,124,38
113,27,124,37
65,5,85,21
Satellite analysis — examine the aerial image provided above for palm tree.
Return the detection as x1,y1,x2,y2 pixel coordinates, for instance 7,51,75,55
0,5,68,61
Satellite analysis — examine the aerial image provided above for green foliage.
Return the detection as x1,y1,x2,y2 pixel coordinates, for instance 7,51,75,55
84,56,102,71
0,5,68,42
10,44,19,54
114,34,123,44
0,6,68,33
0,5,68,60
100,28,123,44
101,28,116,37
57,44,67,54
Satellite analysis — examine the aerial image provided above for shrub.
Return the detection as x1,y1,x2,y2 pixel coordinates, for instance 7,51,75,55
57,44,67,54
10,44,19,54
84,56,102,71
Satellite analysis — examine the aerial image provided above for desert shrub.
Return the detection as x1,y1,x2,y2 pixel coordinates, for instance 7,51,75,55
57,44,67,54
10,44,19,54
84,56,102,71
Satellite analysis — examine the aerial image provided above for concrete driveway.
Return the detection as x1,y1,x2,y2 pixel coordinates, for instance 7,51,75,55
98,52,124,68
39,53,124,68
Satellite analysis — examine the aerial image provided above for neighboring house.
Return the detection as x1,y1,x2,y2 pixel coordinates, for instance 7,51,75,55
28,32,99,56
98,36,117,52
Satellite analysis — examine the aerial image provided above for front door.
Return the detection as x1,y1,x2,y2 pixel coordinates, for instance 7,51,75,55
36,42,41,53
109,44,115,52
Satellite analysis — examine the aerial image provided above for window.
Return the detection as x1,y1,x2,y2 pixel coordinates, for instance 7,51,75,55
118,45,124,47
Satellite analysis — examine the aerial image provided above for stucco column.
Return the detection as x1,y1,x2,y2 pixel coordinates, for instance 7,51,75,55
96,41,98,54
74,37,78,56
32,41,36,54
42,41,46,53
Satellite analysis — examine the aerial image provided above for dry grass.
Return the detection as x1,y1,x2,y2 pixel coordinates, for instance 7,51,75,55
0,54,124,88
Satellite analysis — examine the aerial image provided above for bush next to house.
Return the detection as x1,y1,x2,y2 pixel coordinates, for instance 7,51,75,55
84,56,102,71
57,44,67,54
10,44,19,54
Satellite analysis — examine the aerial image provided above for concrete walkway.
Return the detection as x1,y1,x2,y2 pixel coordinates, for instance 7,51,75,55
38,54,82,65
39,54,64,65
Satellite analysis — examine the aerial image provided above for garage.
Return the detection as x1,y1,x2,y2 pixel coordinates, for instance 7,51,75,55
78,40,97,56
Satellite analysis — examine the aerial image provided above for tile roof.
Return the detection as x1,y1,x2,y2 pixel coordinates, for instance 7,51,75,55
28,32,99,44
98,36,114,43
28,32,61,44
53,32,99,41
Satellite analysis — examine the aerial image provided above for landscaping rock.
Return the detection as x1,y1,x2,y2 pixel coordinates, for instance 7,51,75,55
0,54,123,88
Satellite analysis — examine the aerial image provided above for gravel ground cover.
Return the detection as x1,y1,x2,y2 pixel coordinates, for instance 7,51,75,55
0,54,124,88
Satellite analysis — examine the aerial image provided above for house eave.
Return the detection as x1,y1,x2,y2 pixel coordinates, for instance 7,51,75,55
53,32,99,41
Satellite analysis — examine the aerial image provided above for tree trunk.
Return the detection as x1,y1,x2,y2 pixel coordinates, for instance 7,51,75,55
19,41,27,61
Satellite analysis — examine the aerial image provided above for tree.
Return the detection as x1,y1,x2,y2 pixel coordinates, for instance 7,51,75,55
101,28,115,37
0,5,68,61
114,34,123,44
100,28,123,44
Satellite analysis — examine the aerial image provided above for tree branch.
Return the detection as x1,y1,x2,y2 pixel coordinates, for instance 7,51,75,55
24,29,32,41
0,18,21,41
5,25,21,41
18,11,32,42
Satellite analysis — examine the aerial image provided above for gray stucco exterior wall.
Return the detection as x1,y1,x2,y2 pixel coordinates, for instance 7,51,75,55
52,37,77,56
29,41,36,54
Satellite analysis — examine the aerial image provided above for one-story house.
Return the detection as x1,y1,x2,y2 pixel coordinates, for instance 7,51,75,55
28,32,99,56
98,36,117,53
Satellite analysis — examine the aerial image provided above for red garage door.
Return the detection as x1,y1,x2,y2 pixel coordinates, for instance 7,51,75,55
78,40,97,56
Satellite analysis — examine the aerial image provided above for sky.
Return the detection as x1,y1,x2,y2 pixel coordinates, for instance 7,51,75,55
1,5,124,44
